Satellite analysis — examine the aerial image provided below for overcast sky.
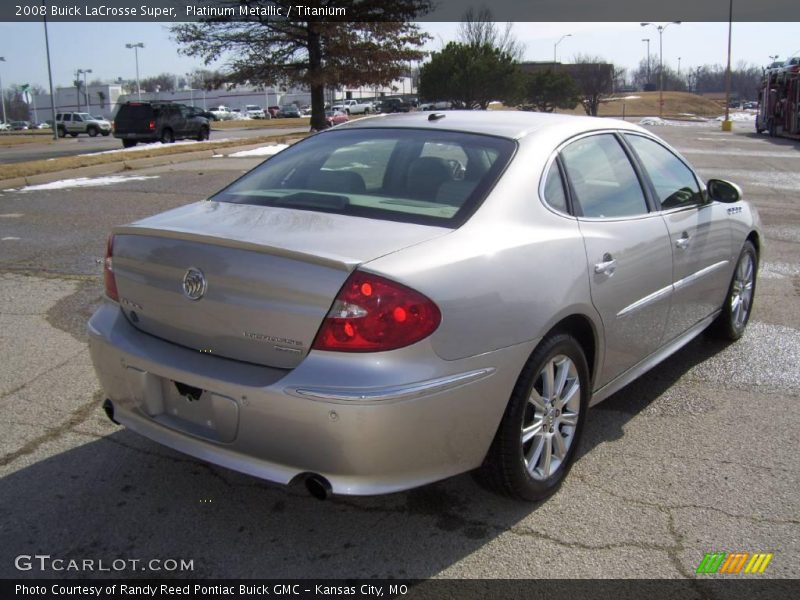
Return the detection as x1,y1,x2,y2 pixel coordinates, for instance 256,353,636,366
0,21,797,90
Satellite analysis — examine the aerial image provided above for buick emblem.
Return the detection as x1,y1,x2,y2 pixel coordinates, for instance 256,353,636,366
182,267,207,301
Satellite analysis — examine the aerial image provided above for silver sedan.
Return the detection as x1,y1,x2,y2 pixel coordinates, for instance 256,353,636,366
89,111,760,501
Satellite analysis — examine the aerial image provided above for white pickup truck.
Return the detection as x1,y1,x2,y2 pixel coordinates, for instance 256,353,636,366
331,99,373,115
208,106,236,121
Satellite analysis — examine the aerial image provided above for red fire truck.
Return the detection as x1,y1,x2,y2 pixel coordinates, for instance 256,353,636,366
756,60,800,140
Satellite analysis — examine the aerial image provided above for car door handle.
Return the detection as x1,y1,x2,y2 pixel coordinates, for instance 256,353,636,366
676,233,690,250
594,254,617,275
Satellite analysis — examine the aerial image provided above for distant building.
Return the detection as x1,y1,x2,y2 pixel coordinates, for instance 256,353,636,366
33,84,124,121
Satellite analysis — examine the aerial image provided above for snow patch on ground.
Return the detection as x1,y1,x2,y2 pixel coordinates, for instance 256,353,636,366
4,175,159,192
715,112,756,122
227,144,289,158
638,117,711,127
82,139,230,157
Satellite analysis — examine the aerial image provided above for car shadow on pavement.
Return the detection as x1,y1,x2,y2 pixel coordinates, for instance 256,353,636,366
0,332,732,580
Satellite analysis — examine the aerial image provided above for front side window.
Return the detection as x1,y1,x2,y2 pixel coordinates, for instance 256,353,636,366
560,134,648,219
625,134,702,210
213,128,515,227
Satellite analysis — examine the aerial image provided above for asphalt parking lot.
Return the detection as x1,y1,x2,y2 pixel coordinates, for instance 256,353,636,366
0,122,798,581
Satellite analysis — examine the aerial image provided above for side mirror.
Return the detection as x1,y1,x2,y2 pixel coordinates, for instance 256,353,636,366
707,179,742,203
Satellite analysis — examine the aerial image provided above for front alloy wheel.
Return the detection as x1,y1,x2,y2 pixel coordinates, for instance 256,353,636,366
479,333,589,501
709,240,757,341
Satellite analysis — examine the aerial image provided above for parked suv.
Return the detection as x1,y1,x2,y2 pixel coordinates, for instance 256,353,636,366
55,112,112,137
112,102,210,148
376,98,412,113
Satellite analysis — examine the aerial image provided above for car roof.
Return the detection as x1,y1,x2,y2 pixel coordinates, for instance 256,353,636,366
333,110,648,140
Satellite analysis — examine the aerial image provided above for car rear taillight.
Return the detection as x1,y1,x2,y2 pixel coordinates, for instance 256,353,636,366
103,235,119,302
148,120,155,130
312,271,441,352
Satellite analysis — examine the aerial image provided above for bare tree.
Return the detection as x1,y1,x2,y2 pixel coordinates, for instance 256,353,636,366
572,54,615,116
457,7,524,60
172,1,431,131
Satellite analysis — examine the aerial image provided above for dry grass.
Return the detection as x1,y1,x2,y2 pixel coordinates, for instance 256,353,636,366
212,117,310,129
0,133,307,181
0,132,58,147
479,92,727,119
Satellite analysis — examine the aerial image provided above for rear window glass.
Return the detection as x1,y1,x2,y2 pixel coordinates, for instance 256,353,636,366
212,128,515,227
117,105,155,120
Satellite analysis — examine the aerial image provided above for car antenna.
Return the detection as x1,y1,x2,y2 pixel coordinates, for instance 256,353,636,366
428,113,446,121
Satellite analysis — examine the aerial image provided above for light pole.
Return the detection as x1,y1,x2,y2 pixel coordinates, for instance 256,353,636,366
77,68,92,111
722,0,733,130
678,57,682,74
768,54,779,64
0,57,7,127
641,22,681,118
42,3,58,140
641,38,651,85
554,34,572,64
125,42,144,100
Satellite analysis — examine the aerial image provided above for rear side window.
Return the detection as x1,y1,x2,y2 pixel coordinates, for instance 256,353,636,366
542,162,568,213
560,134,648,218
213,128,515,227
624,134,702,210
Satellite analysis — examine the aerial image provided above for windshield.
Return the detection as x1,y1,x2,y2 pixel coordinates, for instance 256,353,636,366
212,127,515,227
75,113,91,120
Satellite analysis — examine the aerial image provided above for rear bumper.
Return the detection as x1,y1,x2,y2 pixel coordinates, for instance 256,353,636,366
113,133,157,141
88,302,530,495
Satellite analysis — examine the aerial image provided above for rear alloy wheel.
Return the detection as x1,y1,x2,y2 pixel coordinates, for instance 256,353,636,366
709,240,757,341
479,333,589,501
87,126,98,137
160,128,174,144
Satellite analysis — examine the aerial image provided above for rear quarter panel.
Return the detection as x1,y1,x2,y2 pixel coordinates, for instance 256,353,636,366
363,134,601,363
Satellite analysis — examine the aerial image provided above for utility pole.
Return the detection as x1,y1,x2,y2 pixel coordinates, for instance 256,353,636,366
78,68,92,110
641,39,651,85
42,1,58,140
0,57,7,126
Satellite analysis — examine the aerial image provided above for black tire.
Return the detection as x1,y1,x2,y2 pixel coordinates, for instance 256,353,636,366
478,333,590,501
101,132,110,136
122,139,137,148
708,240,757,341
87,126,98,137
69,132,78,137
196,126,209,142
57,127,66,138
160,128,174,144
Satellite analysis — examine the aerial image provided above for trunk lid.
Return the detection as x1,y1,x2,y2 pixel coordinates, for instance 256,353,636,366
111,201,449,368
